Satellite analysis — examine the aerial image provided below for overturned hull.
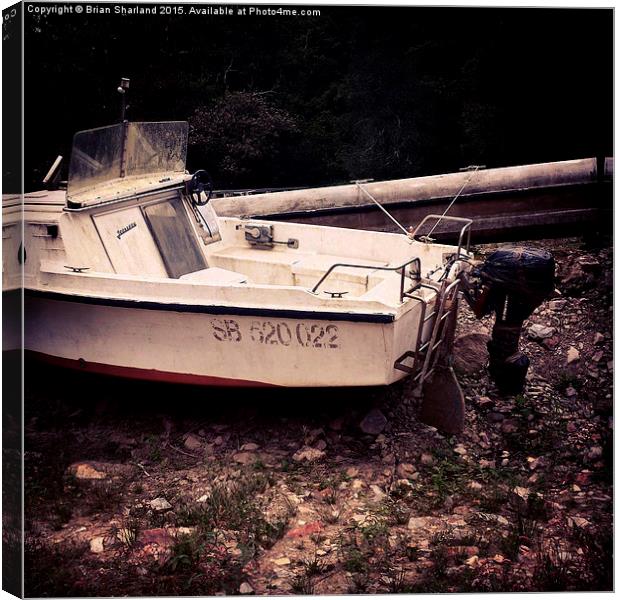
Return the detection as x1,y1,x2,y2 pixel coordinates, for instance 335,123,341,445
211,158,613,241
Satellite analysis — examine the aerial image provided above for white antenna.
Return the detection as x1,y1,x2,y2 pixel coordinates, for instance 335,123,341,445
42,155,63,186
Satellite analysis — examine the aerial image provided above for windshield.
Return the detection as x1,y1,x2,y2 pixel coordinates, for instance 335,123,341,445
67,121,188,198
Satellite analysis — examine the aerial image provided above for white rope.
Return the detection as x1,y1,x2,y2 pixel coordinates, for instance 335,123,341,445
426,165,482,239
354,181,410,235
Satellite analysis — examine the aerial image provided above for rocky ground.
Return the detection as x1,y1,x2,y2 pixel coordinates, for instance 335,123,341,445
23,236,613,596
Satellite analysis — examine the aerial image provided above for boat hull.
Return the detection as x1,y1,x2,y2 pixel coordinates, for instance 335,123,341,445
25,294,424,387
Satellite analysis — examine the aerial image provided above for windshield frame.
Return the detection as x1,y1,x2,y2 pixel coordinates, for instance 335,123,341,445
67,121,188,203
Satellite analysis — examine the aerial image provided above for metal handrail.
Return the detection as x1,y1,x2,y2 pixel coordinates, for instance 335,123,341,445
311,256,421,302
412,214,473,258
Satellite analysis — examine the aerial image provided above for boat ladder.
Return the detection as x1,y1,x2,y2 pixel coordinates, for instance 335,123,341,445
393,278,461,387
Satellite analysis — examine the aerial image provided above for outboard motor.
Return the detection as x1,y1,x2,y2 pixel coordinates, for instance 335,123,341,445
460,247,555,394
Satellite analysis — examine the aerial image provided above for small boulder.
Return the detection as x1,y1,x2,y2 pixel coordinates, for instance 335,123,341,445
150,497,172,512
566,347,580,365
452,333,490,375
90,536,105,554
501,419,520,434
561,261,596,295
233,452,256,465
345,466,359,478
292,446,325,463
72,463,107,480
420,453,435,466
396,462,416,479
359,409,387,436
239,582,254,595
476,396,494,409
594,332,605,345
586,446,603,462
527,456,548,470
446,545,479,559
370,484,386,500
542,336,560,350
240,442,260,451
68,461,134,481
286,521,323,539
527,324,556,341
467,481,483,493
183,433,204,451
314,439,328,452
408,515,440,530
453,444,467,456
548,299,567,311
512,486,530,510
568,516,590,529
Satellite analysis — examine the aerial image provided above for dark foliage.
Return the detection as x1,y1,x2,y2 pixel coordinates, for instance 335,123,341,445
19,6,612,192
189,92,299,187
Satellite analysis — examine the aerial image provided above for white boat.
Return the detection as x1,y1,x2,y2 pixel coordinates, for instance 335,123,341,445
4,120,473,420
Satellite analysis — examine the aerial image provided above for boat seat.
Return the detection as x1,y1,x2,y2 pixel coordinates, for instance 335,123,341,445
180,267,248,284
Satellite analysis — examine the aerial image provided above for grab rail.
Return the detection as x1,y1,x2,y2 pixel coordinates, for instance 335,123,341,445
412,214,473,258
311,256,422,303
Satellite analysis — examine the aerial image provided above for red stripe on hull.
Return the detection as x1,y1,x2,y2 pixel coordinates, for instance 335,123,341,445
26,350,277,388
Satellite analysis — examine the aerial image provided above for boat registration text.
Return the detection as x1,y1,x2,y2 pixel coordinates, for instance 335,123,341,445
211,318,340,349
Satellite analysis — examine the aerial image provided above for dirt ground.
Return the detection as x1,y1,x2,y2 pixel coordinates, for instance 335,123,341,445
22,236,613,596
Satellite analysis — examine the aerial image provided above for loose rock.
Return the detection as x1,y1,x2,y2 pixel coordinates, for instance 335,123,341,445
183,433,203,451
468,481,483,493
150,497,172,512
292,446,326,463
90,536,105,554
359,409,388,435
566,347,580,364
452,333,490,375
548,299,567,311
67,461,134,481
527,324,556,341
568,516,590,529
239,582,254,595
240,442,260,451
420,453,435,466
71,463,107,480
396,462,416,479
233,452,256,465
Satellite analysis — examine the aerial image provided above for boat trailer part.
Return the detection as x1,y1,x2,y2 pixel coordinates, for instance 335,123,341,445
459,247,556,394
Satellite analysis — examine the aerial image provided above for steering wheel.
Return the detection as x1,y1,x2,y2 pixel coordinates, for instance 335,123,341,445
188,170,213,206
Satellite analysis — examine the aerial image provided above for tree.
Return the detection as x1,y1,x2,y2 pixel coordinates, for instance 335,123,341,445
188,92,299,188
